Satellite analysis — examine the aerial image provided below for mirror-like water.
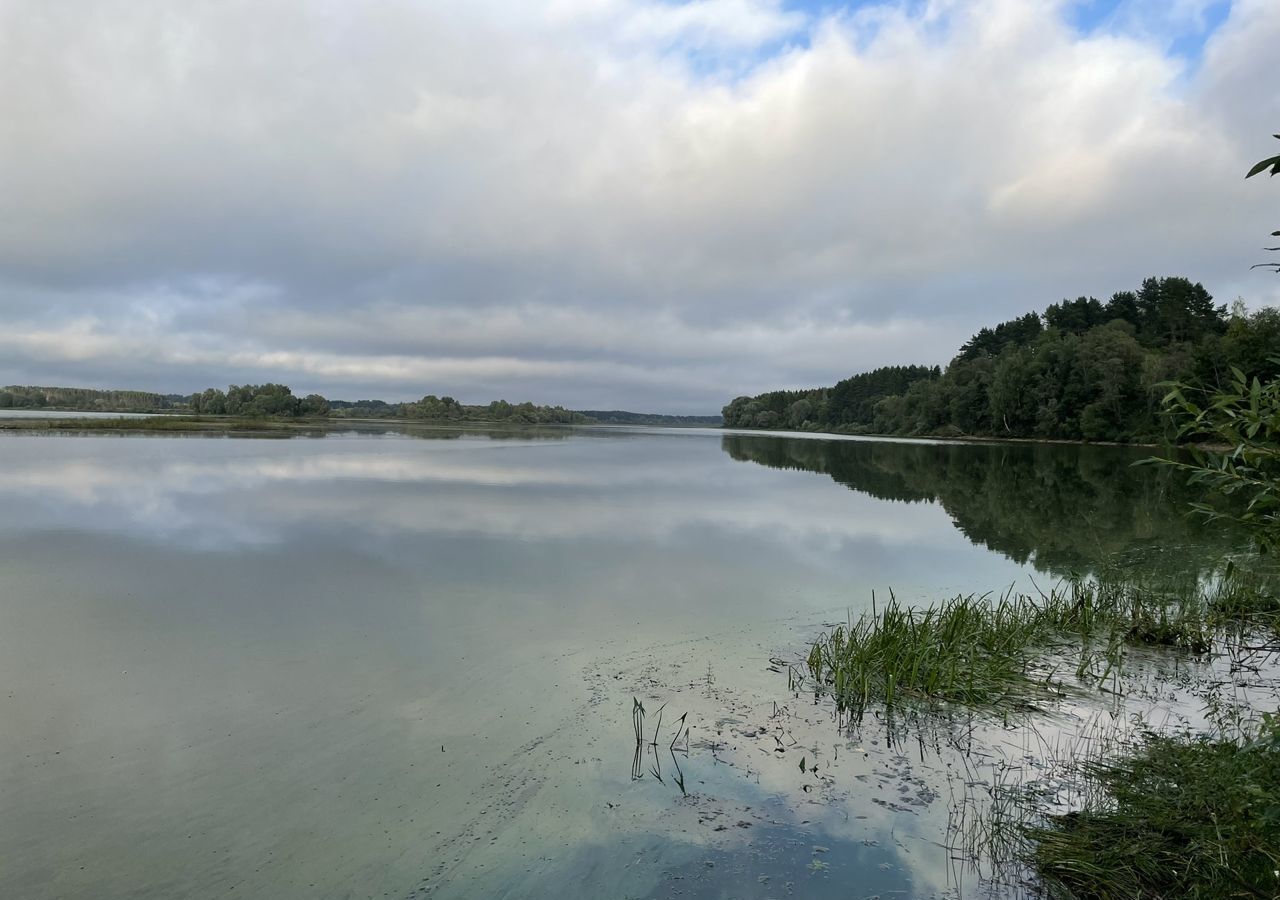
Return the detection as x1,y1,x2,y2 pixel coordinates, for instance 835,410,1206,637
0,427,1239,898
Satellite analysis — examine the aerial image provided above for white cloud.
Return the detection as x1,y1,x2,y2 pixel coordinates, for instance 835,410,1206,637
0,0,1276,409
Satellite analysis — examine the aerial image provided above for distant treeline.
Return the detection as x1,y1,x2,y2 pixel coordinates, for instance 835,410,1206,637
1,384,603,424
2,382,708,427
578,410,722,426
311,394,590,424
0,385,174,411
723,276,1280,443
400,395,589,424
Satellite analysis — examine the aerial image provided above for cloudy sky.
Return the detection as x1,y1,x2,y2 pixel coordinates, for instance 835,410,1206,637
1,0,1277,412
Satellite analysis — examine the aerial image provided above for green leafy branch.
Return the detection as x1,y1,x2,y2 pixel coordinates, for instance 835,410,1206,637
1147,360,1280,549
1247,133,1280,273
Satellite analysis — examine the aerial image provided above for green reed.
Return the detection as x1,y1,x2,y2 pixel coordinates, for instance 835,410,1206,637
805,575,1276,722
1029,717,1280,900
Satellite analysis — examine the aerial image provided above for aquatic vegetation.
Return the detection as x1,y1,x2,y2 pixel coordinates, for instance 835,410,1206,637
802,576,1274,722
802,568,1280,898
1030,718,1280,899
805,590,1065,720
630,698,690,788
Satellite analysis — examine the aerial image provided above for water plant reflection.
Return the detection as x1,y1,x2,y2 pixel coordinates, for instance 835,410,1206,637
630,698,690,795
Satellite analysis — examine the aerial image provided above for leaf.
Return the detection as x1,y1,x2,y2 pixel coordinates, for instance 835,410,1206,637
1249,153,1280,178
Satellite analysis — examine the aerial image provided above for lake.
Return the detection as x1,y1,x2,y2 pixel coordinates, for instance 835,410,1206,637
0,426,1236,898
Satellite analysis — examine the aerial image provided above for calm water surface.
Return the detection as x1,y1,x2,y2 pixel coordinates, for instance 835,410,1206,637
0,427,1231,898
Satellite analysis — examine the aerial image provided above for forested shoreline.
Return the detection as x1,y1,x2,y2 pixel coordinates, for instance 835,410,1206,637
723,276,1280,444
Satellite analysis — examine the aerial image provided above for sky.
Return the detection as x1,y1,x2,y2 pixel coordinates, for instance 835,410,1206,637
1,0,1277,413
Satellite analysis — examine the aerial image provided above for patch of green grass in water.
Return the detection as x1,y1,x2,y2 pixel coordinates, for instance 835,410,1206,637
803,578,1249,721
805,571,1280,898
1030,720,1280,899
806,591,1064,719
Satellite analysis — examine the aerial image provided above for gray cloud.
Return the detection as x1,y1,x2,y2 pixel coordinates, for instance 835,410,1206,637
1,0,1277,412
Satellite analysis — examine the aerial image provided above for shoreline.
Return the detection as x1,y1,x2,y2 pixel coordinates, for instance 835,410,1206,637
0,415,591,436
0,413,1172,449
717,423,1164,449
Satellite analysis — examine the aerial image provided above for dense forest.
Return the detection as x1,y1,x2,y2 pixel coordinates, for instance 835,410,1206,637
723,276,1280,443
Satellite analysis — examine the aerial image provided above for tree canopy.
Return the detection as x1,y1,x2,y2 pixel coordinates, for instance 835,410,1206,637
722,274,1272,444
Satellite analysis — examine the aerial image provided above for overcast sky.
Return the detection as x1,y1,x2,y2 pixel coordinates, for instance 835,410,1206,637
1,0,1277,412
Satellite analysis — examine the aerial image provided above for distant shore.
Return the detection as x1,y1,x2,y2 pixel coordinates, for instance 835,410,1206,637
719,423,1164,449
0,414,601,436
0,415,326,434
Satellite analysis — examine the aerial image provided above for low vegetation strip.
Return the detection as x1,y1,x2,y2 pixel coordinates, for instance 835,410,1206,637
0,416,286,432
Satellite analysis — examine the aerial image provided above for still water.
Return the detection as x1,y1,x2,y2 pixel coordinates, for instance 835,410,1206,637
0,427,1230,898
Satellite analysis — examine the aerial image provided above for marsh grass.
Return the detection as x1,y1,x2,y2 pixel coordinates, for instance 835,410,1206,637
803,579,1244,721
1209,562,1280,640
0,415,286,432
1029,718,1280,899
807,572,1280,899
806,591,1063,720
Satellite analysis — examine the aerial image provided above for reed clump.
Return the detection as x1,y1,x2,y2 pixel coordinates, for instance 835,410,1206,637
1030,717,1280,899
1208,563,1280,635
806,591,1060,719
804,577,1276,721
